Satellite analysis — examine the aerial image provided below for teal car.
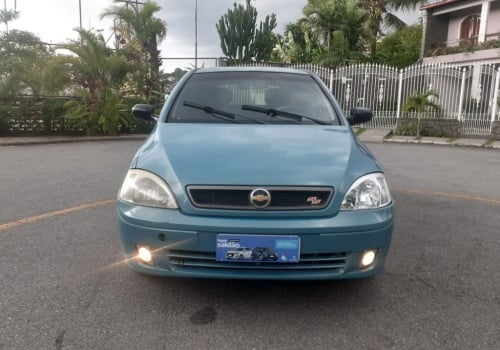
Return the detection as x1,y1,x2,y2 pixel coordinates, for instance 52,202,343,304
116,67,394,280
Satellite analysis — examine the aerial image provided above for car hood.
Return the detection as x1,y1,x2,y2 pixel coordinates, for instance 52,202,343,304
133,124,379,213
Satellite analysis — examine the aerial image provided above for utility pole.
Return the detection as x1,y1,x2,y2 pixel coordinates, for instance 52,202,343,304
79,0,82,44
4,0,8,34
195,0,198,68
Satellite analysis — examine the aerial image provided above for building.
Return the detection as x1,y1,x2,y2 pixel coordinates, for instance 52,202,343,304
418,0,500,137
421,0,500,65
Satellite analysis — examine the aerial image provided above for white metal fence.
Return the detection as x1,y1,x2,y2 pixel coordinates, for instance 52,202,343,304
242,62,500,136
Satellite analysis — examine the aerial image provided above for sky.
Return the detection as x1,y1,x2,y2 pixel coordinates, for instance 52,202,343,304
7,0,420,73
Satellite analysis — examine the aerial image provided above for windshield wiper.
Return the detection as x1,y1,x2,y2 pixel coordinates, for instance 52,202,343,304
241,104,331,125
183,101,265,124
183,101,239,123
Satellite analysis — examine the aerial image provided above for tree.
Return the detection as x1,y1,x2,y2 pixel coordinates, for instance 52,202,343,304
0,8,18,34
61,29,133,135
101,0,167,102
253,13,277,62
0,29,74,100
358,0,424,56
273,31,311,64
285,22,309,54
162,67,188,93
300,0,368,66
0,30,61,96
302,0,343,52
375,24,422,68
216,0,277,64
273,22,317,63
402,90,440,138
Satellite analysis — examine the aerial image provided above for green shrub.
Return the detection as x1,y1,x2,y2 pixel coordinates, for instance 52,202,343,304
395,121,453,138
395,122,417,136
419,127,453,138
0,111,9,136
41,98,68,133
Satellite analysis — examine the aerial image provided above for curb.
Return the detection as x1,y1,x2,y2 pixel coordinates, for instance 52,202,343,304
355,128,498,149
2,132,498,150
383,138,499,149
0,134,148,146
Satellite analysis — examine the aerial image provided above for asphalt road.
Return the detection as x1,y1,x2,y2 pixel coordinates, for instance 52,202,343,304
0,141,499,350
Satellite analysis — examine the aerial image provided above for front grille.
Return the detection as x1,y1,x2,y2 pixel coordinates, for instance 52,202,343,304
165,249,348,272
187,185,333,210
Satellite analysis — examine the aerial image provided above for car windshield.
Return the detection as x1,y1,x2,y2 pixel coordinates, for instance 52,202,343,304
167,71,339,125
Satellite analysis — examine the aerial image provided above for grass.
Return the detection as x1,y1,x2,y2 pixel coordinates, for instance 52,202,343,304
354,127,366,136
484,138,496,146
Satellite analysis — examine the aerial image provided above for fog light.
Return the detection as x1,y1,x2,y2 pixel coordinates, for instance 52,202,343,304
360,250,376,268
137,246,153,263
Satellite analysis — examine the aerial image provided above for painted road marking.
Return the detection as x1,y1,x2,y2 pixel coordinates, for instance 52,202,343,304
0,199,115,232
0,189,499,232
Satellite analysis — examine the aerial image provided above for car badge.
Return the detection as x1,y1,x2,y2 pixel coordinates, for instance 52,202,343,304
306,196,322,205
250,188,271,208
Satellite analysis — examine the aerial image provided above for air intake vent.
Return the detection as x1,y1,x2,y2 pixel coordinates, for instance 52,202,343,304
187,186,333,210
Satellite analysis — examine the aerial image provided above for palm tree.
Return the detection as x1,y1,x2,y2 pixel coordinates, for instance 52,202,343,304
402,90,440,138
358,0,424,56
301,0,368,66
302,0,344,52
101,1,167,102
62,29,133,135
0,8,18,34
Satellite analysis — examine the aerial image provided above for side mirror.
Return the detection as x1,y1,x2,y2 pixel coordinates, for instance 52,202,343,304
347,107,373,126
132,104,158,123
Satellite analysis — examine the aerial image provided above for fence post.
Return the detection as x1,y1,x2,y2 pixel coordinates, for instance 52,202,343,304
396,69,403,120
490,68,500,133
329,69,334,92
457,67,467,121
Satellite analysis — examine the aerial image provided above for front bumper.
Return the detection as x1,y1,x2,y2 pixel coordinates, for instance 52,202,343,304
116,201,395,280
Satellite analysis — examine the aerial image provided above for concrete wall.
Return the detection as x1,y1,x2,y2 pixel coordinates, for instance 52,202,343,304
422,47,500,65
396,118,500,139
491,121,500,140
487,2,500,36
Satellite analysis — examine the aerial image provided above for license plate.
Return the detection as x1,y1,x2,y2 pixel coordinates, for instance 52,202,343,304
216,234,300,263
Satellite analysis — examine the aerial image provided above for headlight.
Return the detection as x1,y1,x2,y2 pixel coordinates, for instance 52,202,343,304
118,169,178,208
341,173,391,210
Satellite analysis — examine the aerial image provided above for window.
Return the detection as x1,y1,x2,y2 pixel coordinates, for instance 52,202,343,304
460,15,480,45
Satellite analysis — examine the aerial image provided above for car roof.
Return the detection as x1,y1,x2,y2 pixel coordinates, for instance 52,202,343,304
192,66,311,75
